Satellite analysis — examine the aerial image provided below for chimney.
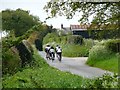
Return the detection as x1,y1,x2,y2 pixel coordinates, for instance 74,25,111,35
61,24,63,29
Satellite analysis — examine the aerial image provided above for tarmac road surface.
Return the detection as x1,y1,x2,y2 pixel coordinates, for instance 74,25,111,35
38,51,113,79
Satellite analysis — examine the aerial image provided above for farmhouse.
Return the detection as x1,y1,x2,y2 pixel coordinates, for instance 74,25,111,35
70,24,90,38
60,24,71,34
61,24,119,39
61,24,91,38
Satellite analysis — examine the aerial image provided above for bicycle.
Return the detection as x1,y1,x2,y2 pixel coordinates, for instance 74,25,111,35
46,52,50,60
57,53,62,62
50,52,55,62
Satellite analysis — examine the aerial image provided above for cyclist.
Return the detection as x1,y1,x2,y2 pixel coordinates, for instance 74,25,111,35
56,46,62,62
55,45,59,53
45,44,51,60
49,46,55,61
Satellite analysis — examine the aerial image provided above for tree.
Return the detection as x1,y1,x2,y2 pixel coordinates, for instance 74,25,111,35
2,9,40,37
44,1,120,30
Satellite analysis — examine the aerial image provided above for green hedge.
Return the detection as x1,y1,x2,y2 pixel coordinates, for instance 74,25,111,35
67,35,83,45
35,39,43,51
105,39,120,53
43,33,60,44
87,45,112,62
43,33,83,45
87,40,118,73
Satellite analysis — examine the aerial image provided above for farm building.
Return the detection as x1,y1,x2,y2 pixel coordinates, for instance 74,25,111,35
61,24,91,38
70,24,90,38
61,24,119,39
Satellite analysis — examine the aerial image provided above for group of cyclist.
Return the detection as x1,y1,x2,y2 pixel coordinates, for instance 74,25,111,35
45,45,62,62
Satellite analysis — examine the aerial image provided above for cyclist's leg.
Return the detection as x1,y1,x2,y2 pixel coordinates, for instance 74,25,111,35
57,52,59,58
56,53,59,60
59,52,62,62
56,52,57,57
46,53,48,59
51,52,54,61
48,52,50,60
53,52,55,59
46,51,48,59
48,52,51,60
57,53,60,62
60,52,62,59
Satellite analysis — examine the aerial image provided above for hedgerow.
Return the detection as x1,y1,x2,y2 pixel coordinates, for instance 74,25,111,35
86,40,119,73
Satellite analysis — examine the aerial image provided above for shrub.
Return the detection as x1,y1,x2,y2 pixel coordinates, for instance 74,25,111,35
60,36,68,44
105,39,120,53
2,47,21,75
82,73,118,88
27,31,39,44
88,44,112,62
43,33,59,44
35,39,43,51
67,35,83,45
83,39,96,48
87,40,118,72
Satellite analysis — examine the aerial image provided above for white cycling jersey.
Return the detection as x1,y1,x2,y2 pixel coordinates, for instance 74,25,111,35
46,46,51,50
50,49,55,53
57,48,62,53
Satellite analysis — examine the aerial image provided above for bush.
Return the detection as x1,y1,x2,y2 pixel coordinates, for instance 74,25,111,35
83,39,97,48
27,31,39,44
105,39,120,53
2,47,21,75
87,41,118,73
67,35,83,45
88,44,112,62
43,33,60,44
82,73,118,88
60,36,68,44
35,39,43,51
43,33,83,45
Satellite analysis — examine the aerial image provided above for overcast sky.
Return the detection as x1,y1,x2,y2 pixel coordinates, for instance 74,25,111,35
0,0,94,29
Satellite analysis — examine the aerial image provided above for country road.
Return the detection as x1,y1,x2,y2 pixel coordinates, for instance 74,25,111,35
38,51,113,79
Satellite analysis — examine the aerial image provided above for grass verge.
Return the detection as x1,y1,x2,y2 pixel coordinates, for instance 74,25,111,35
86,43,118,73
87,54,118,73
2,47,86,88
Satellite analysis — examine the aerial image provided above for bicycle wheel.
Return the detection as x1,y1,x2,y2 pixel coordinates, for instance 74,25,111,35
58,54,61,62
